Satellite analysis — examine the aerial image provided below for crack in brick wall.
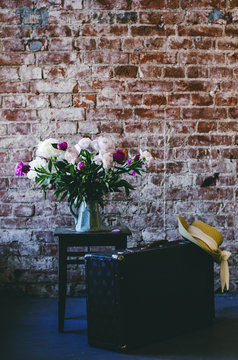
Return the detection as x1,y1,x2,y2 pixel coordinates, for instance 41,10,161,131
0,0,237,296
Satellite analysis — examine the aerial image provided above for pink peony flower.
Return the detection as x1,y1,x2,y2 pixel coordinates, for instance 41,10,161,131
15,162,30,176
77,161,85,170
113,149,126,164
57,142,68,151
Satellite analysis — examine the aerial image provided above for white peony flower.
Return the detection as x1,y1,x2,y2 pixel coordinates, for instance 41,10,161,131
101,152,113,169
36,138,61,158
97,136,115,155
140,150,154,167
65,148,79,164
93,154,103,166
27,157,47,180
75,137,92,153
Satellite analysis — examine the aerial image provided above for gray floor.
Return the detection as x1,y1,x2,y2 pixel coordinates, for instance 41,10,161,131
0,292,238,360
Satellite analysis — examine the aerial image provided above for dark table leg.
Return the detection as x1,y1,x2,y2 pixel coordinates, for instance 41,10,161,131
58,240,67,332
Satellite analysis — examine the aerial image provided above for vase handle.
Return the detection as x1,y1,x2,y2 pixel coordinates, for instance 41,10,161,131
68,203,78,223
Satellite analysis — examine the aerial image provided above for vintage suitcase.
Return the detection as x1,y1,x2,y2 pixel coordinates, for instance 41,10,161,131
85,240,214,351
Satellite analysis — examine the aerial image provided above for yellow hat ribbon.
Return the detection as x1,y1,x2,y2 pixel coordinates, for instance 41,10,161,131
178,216,231,292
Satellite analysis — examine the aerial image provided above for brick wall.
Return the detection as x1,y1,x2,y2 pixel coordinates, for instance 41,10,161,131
0,0,237,295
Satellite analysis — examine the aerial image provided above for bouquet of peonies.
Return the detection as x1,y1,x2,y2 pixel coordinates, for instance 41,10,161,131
15,136,153,211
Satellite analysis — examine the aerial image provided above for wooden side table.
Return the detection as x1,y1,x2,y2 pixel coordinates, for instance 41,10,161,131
54,226,131,332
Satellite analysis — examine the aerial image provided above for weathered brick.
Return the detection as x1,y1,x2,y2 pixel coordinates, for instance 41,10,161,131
0,109,36,122
19,66,42,81
0,204,11,216
98,38,121,50
73,94,96,108
8,123,31,135
2,95,26,108
168,94,190,106
82,24,128,37
27,95,49,108
215,94,237,106
50,94,72,108
0,82,30,93
74,38,97,50
14,205,35,217
0,54,34,66
50,38,73,51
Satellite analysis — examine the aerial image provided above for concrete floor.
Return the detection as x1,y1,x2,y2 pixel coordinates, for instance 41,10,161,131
0,292,238,360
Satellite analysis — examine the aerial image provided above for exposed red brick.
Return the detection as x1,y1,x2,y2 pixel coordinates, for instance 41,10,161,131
168,94,190,106
169,37,193,49
132,0,178,9
124,121,147,133
73,94,96,108
193,38,214,50
84,0,132,10
144,38,166,50
82,24,128,37
197,121,217,133
100,122,123,133
183,108,226,120
144,94,166,106
128,80,173,92
188,135,232,146
181,0,225,9
122,37,144,51
138,66,162,78
119,94,142,106
135,108,164,119
210,67,233,78
114,65,138,78
191,94,213,106
178,25,223,37
131,25,175,37
175,80,215,92
187,66,209,78
164,67,185,78
139,12,162,24
215,94,237,106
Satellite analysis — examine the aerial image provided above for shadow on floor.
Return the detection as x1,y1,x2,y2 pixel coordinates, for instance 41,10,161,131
0,292,238,360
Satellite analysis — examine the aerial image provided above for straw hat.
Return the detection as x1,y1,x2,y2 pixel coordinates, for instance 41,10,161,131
178,216,231,292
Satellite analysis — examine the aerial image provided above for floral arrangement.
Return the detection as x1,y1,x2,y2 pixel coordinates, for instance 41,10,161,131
15,136,153,212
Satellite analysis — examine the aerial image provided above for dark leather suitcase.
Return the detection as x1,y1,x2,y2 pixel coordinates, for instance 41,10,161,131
85,240,214,351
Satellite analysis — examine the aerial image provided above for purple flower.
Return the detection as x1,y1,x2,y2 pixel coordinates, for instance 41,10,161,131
15,162,30,176
57,142,68,151
113,149,126,164
77,161,85,170
127,158,132,165
131,170,136,176
134,154,140,161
